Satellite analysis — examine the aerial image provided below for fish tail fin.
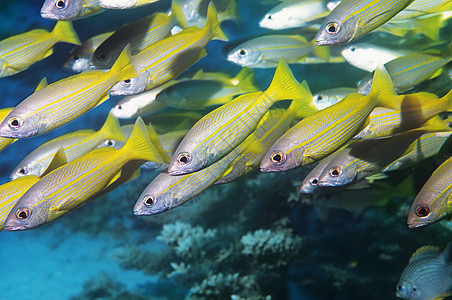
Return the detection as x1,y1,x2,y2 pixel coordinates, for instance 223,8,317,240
415,14,443,41
109,44,139,81
205,2,229,42
369,66,399,110
265,58,318,116
99,113,127,143
171,0,187,28
52,21,81,46
148,122,171,163
121,117,166,163
310,39,330,61
443,89,452,111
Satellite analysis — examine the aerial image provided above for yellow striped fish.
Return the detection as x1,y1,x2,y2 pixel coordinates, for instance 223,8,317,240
0,21,80,77
11,113,125,179
383,132,451,172
134,133,262,215
4,118,168,231
316,130,427,189
0,45,138,139
0,176,40,231
167,58,317,176
260,65,399,173
109,2,229,96
315,0,414,45
217,95,310,184
353,106,452,140
0,108,15,152
407,155,452,228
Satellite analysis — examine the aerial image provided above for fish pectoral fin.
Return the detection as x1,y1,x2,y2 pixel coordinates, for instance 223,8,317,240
44,48,54,59
95,93,110,107
106,170,123,188
51,198,80,212
41,147,67,177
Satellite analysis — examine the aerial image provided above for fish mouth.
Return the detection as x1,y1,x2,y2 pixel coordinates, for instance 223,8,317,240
4,224,29,231
407,220,430,229
133,210,149,216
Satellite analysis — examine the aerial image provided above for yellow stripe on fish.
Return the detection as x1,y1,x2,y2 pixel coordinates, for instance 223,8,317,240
3,118,167,231
260,65,400,173
0,45,138,139
167,58,317,176
0,21,80,77
110,2,229,96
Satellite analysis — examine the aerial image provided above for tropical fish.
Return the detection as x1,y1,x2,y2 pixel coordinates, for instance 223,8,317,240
259,0,340,30
341,42,412,72
315,130,426,189
63,31,114,72
315,0,415,45
353,106,452,140
0,45,137,139
109,3,229,96
227,35,330,68
11,113,125,179
217,95,311,184
0,176,40,231
358,50,452,93
383,132,451,173
134,133,262,215
311,87,357,110
99,0,160,9
407,155,452,228
391,0,452,21
396,243,452,300
111,87,168,119
299,149,340,194
155,68,258,109
260,66,398,173
90,11,176,70
167,58,316,176
41,0,104,20
0,21,80,77
3,118,168,231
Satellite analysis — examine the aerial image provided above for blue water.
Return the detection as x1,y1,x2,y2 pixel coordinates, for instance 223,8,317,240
0,1,451,299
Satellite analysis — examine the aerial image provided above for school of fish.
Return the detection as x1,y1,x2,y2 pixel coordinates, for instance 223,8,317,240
0,0,451,298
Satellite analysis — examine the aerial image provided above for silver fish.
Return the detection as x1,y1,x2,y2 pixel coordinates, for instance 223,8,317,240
41,0,103,20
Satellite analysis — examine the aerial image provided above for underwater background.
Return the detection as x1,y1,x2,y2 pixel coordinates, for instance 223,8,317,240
0,0,451,299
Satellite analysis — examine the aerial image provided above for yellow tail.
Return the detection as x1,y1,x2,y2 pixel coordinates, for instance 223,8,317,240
121,117,166,163
236,68,259,93
310,39,330,61
98,113,127,143
171,0,187,28
204,2,229,42
265,58,318,116
109,44,139,82
52,21,81,45
369,66,399,110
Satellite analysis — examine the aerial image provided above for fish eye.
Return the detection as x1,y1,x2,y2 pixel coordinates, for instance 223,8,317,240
105,140,115,147
143,195,156,207
350,46,356,52
98,52,107,61
329,168,341,177
177,153,191,165
8,117,23,130
117,105,122,110
55,0,66,9
310,178,318,186
315,95,323,101
17,166,28,175
326,22,340,34
397,285,403,291
415,204,431,218
238,49,247,57
270,151,286,165
123,79,132,86
266,14,272,20
15,208,30,220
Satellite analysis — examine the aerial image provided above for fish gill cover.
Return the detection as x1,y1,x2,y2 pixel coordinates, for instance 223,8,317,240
0,0,451,299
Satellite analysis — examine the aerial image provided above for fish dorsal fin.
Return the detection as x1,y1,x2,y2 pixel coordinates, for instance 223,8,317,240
41,147,67,177
409,245,441,263
191,69,205,80
35,77,48,92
